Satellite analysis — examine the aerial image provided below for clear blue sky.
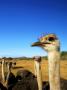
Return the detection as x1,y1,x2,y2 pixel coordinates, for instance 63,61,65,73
0,0,67,57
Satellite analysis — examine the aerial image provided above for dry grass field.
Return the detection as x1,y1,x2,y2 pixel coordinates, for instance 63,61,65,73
0,59,67,89
0,59,67,80
12,59,67,81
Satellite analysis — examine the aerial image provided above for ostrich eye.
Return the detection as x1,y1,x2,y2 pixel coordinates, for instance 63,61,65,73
48,37,55,41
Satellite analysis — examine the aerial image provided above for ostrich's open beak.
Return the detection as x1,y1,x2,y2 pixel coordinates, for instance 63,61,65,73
31,41,50,47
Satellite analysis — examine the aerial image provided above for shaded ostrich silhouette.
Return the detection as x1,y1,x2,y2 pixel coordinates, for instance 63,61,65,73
12,70,38,90
5,62,38,90
32,33,61,90
6,62,16,90
0,82,7,90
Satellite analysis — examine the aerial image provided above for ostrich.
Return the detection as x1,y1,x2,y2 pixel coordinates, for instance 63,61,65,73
6,61,16,81
33,56,42,90
6,62,12,80
1,59,5,84
5,62,38,90
6,62,16,90
32,34,61,90
12,70,38,90
0,82,7,90
33,58,37,77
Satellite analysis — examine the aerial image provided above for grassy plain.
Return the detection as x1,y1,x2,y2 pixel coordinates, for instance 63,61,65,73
0,59,67,90
0,59,67,82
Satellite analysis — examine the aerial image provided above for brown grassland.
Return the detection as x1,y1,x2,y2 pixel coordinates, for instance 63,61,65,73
0,59,67,89
0,59,67,81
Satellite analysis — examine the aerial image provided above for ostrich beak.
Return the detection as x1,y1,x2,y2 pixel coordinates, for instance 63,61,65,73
31,41,50,47
31,41,42,47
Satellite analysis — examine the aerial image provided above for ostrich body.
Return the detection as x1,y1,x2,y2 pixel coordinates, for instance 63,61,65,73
13,70,38,90
0,82,7,90
32,34,61,90
5,62,38,90
33,56,42,90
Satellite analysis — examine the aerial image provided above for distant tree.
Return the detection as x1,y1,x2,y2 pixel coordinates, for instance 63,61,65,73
61,51,67,60
7,57,13,60
2,57,7,60
61,51,67,56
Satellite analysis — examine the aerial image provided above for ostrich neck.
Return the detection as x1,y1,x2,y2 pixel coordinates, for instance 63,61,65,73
6,65,11,80
35,61,42,90
48,50,61,90
2,60,5,83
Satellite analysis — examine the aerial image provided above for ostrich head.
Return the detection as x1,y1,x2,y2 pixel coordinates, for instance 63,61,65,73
32,34,60,52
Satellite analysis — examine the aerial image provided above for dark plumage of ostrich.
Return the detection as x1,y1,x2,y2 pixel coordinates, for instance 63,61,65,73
0,82,7,90
4,58,49,90
6,60,49,90
7,72,16,90
12,70,38,90
5,61,38,90
12,70,49,90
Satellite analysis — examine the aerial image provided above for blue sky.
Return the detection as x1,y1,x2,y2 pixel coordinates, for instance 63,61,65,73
0,0,67,57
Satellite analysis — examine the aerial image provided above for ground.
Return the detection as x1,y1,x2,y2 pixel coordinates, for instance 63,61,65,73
0,59,67,89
